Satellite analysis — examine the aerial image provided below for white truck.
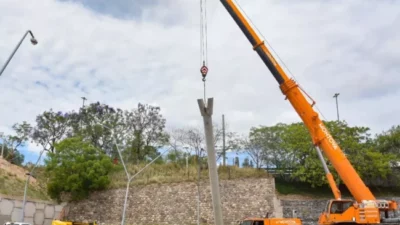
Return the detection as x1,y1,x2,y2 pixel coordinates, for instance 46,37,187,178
3,222,32,225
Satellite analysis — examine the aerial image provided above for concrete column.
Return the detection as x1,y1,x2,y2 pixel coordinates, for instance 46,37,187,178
197,98,224,225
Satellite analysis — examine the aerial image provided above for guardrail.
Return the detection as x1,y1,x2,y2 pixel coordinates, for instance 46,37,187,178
263,168,294,175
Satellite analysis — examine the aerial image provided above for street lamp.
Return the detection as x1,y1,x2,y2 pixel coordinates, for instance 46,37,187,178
120,149,168,225
21,149,45,222
0,30,38,77
99,123,170,225
80,97,87,130
81,97,87,108
333,93,340,121
0,132,4,158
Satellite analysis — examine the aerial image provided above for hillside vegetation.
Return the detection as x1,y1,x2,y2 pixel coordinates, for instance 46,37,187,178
108,163,270,188
0,167,49,200
1,162,400,201
1,101,399,202
0,162,270,201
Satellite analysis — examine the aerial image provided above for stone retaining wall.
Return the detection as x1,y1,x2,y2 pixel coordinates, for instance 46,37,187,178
0,195,65,225
65,178,278,225
4,176,399,225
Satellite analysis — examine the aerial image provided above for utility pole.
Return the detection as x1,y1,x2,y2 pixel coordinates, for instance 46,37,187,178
197,98,224,225
222,114,226,166
333,93,340,121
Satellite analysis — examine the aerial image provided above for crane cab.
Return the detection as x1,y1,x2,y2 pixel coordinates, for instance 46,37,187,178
318,199,381,225
325,199,354,214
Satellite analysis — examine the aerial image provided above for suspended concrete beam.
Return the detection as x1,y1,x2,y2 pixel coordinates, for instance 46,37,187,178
197,97,224,225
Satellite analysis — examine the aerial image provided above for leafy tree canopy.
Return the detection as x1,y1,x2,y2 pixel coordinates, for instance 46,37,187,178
45,136,113,202
245,120,396,188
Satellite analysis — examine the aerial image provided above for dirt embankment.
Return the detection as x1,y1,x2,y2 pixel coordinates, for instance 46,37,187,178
0,158,36,184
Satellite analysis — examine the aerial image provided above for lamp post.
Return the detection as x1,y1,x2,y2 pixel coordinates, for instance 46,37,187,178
120,149,168,225
0,132,4,158
99,124,170,225
0,30,38,77
333,93,340,121
81,97,87,107
80,97,87,130
21,149,45,222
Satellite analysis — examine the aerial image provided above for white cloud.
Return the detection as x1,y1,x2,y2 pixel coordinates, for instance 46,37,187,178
26,142,47,155
0,0,399,159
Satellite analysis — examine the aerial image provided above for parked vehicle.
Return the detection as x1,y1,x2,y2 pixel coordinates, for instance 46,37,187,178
3,222,32,225
51,220,97,225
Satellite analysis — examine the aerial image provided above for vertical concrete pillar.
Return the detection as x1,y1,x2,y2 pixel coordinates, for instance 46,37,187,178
197,98,224,225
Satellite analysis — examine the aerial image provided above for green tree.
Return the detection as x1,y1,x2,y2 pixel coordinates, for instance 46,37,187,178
124,103,169,163
4,122,31,165
238,135,264,169
246,120,394,188
324,121,393,185
248,123,290,169
276,121,393,187
374,125,400,157
70,102,126,158
45,137,113,202
234,156,240,167
370,125,400,186
279,122,323,185
242,157,251,167
31,109,70,153
1,144,24,165
166,148,184,163
354,147,394,185
7,121,32,149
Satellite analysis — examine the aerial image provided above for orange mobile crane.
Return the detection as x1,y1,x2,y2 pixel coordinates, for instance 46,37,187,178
218,1,400,225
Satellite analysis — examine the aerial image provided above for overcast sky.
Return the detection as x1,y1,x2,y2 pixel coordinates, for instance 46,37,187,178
0,0,399,162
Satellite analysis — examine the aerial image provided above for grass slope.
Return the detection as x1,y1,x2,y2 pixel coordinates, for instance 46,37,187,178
0,168,50,200
108,164,271,188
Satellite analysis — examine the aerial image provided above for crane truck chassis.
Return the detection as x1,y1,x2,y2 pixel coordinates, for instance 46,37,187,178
218,0,400,225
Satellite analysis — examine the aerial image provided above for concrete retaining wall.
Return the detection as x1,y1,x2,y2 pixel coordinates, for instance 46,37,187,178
0,195,65,225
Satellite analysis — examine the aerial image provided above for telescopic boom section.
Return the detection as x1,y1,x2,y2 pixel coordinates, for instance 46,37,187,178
220,0,375,203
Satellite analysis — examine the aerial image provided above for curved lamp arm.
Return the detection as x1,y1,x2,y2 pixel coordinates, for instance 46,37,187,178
0,30,38,77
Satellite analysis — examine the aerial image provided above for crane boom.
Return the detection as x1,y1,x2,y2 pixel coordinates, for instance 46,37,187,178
219,0,376,203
